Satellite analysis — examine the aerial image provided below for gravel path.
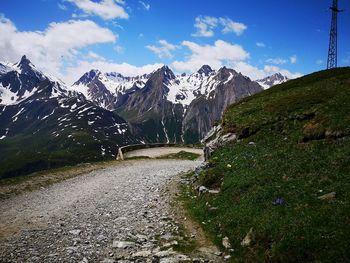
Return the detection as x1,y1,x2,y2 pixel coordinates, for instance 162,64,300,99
0,159,210,263
124,147,203,160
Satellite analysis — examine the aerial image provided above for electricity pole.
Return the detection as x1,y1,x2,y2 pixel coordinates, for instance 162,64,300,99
327,0,342,69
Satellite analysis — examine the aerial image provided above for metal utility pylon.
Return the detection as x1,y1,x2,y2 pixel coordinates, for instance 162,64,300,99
327,0,342,69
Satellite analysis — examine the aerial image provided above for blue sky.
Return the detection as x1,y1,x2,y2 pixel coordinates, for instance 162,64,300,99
0,0,349,84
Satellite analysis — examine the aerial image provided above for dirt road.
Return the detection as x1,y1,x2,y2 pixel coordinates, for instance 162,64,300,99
0,155,219,262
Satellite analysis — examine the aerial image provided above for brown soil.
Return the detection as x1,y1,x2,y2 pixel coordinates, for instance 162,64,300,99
167,176,224,262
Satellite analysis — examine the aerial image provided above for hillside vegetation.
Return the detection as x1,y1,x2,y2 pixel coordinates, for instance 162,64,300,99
184,68,350,262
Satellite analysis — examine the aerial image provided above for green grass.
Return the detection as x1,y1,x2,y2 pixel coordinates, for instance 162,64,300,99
183,68,350,262
124,151,201,160
157,151,201,160
124,156,151,160
0,130,116,179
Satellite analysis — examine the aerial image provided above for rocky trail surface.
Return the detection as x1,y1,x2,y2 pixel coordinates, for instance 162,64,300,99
0,156,221,263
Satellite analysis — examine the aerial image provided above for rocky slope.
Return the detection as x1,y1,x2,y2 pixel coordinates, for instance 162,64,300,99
71,69,148,110
181,67,262,143
74,65,264,144
0,55,276,178
0,56,140,178
185,67,350,262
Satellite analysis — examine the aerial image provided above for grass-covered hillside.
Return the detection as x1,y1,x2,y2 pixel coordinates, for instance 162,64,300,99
0,96,138,179
185,68,350,262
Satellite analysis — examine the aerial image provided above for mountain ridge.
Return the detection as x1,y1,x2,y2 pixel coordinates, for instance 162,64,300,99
0,55,286,177
0,56,141,178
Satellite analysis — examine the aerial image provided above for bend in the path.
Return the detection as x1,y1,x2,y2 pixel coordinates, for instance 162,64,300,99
0,159,214,262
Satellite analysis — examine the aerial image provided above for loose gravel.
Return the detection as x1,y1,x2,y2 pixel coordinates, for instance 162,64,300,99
0,159,216,263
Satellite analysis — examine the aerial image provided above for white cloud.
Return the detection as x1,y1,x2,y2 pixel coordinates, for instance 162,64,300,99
66,0,128,20
58,3,68,10
266,55,297,65
172,40,249,72
139,1,150,11
219,18,247,36
0,15,302,87
316,59,323,65
263,65,302,79
266,58,288,65
0,16,117,83
146,40,179,59
171,39,301,80
256,42,266,48
71,12,89,18
114,45,125,54
290,55,297,64
86,51,106,61
229,63,302,80
64,59,162,84
192,16,218,37
192,16,247,37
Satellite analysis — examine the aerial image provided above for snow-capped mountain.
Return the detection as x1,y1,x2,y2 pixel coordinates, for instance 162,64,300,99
0,61,14,76
0,55,73,105
0,56,141,178
256,72,289,89
167,65,249,106
74,64,261,111
0,55,265,178
111,65,263,143
70,69,149,110
181,66,262,142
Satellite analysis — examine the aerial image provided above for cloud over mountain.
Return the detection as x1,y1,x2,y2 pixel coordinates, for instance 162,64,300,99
192,16,247,37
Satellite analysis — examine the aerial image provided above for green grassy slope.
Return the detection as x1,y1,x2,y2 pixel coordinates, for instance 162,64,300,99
185,68,350,262
0,130,113,179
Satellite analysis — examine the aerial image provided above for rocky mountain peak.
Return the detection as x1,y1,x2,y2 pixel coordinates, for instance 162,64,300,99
151,65,175,83
268,72,286,81
161,65,175,79
197,65,213,76
105,72,124,79
19,55,31,66
15,55,41,77
273,72,284,78
256,72,289,89
216,66,238,82
74,69,101,85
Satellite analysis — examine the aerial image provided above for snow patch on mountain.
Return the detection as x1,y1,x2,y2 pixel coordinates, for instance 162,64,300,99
166,66,237,106
71,70,149,97
256,72,289,89
0,56,74,106
0,82,38,105
0,62,15,76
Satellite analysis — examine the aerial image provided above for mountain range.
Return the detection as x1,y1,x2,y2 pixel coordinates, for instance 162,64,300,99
0,55,289,178
71,64,269,143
